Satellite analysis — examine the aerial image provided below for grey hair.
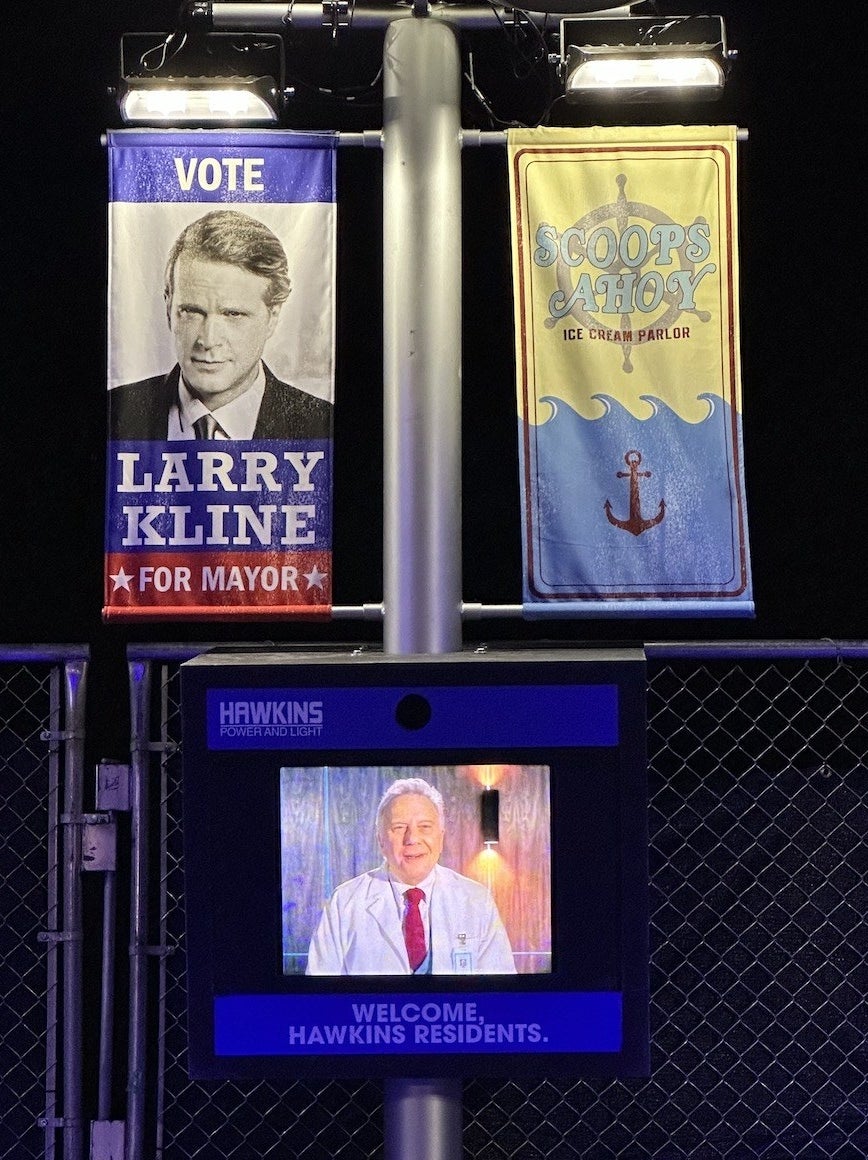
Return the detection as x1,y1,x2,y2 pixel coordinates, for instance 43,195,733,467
376,778,445,835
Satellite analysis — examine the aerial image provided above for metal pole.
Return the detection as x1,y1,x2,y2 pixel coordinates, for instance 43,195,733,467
97,870,117,1121
211,3,560,32
381,14,464,1158
61,659,88,1160
384,1078,464,1160
155,666,172,1159
126,659,153,1160
43,668,61,1160
382,15,464,656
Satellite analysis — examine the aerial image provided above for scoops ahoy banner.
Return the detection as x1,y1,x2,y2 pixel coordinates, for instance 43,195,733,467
508,126,753,618
104,130,336,621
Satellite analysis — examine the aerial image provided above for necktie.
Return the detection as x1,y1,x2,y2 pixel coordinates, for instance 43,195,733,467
403,887,426,972
193,413,219,440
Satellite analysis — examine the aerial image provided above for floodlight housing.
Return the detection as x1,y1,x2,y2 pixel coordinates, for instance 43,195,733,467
118,32,285,125
561,15,730,102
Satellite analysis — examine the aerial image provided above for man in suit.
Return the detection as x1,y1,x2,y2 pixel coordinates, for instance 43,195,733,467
110,208,332,440
306,778,516,976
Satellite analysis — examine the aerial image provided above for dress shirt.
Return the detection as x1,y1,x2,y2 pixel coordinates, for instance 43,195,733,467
168,365,268,440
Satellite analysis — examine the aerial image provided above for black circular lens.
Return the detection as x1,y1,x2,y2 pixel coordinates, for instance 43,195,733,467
395,693,432,730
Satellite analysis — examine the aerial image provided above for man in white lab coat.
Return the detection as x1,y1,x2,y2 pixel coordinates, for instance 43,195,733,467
306,778,516,976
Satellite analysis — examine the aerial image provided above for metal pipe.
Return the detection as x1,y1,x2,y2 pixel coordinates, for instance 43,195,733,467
97,870,117,1121
382,16,464,655
384,1078,464,1160
380,14,464,1158
43,668,61,1160
96,635,868,664
61,659,88,1160
155,666,172,1159
210,3,561,32
0,644,90,664
643,639,868,661
126,659,153,1160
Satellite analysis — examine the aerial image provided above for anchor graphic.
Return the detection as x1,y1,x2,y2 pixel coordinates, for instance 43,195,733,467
604,450,665,536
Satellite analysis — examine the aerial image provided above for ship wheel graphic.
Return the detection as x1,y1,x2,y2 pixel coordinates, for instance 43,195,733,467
544,173,711,372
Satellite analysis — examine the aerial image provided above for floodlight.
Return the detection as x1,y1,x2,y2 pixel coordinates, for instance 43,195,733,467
118,32,285,125
561,15,730,102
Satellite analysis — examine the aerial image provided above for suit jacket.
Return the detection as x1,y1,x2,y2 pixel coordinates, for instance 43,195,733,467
306,863,517,976
109,363,332,441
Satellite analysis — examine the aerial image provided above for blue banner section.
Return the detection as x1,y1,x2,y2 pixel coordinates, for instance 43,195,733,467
107,129,337,203
214,991,623,1056
520,400,753,615
206,683,619,750
106,439,332,553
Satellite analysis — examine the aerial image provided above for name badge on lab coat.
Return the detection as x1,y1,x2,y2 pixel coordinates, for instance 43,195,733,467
452,933,473,973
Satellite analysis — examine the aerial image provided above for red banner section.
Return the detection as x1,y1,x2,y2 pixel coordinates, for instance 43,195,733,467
104,551,331,620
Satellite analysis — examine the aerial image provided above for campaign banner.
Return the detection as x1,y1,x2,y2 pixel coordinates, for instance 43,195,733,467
104,130,336,620
508,126,753,617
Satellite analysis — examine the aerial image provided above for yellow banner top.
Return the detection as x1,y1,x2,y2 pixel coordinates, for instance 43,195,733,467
508,125,741,424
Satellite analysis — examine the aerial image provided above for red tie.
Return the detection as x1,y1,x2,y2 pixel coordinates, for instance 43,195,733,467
403,887,426,971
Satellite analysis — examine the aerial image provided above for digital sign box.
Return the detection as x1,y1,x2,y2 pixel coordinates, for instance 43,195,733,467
180,647,649,1078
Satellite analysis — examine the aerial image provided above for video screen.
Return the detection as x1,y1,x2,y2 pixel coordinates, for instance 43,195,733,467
279,765,552,977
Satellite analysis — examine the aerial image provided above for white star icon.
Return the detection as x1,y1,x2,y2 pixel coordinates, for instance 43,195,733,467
303,565,328,591
109,567,134,592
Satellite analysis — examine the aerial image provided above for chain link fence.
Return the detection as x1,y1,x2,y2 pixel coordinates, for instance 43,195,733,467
0,660,58,1160
2,647,867,1158
0,650,91,1160
150,648,868,1159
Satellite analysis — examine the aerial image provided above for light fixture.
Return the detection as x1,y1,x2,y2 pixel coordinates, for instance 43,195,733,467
118,31,285,125
561,15,730,103
480,788,500,845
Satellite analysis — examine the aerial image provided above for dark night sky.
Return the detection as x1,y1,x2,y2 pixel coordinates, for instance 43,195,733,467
3,1,864,751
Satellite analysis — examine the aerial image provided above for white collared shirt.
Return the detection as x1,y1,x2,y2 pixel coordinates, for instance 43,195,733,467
168,365,267,440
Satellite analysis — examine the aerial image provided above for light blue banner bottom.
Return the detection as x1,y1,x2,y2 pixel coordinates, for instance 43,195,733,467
523,598,755,618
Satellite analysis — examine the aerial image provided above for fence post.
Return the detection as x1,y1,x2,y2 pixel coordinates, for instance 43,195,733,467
61,658,88,1160
126,659,153,1160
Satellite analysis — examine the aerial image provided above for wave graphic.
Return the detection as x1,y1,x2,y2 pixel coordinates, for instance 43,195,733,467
522,393,749,595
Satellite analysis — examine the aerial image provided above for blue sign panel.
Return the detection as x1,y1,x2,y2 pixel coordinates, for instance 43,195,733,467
206,683,619,749
215,991,622,1056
